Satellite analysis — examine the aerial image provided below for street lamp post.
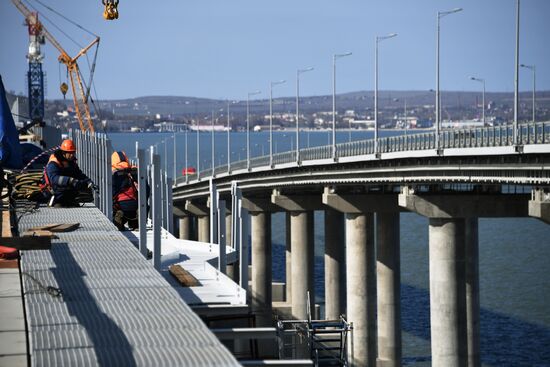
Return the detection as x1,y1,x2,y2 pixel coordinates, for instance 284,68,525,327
211,110,215,175
296,67,313,163
470,76,486,125
332,52,352,160
514,0,520,145
375,33,397,156
270,80,286,167
227,100,231,172
436,7,462,151
173,131,176,180
184,129,188,183
247,90,261,170
521,64,536,123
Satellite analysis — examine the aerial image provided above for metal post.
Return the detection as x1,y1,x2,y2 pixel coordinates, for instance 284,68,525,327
332,53,352,160
436,8,462,151
227,100,231,172
197,117,201,178
209,179,218,250
185,129,189,184
514,0,520,145
218,200,227,274
105,138,113,221
160,171,166,229
247,91,261,170
137,144,148,258
166,174,173,234
151,148,161,270
211,110,215,176
375,33,397,156
173,132,176,180
296,67,313,164
270,80,286,167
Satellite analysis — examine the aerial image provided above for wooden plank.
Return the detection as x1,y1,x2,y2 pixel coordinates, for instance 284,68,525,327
0,237,51,250
49,223,80,232
0,260,19,269
169,265,201,287
21,230,58,239
27,223,80,232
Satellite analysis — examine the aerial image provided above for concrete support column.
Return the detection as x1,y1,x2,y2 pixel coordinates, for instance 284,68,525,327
225,211,232,249
198,215,210,243
324,209,345,320
179,216,190,240
251,212,273,327
291,210,315,319
285,212,292,303
429,218,467,367
465,218,480,367
346,213,376,367
376,212,401,367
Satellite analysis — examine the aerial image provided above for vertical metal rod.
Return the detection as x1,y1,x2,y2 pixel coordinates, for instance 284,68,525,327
173,132,176,180
375,37,379,155
436,12,441,150
514,0,520,145
151,149,161,270
197,117,200,177
332,54,337,160
185,130,188,184
166,174,173,234
137,144,148,258
270,84,273,166
247,94,250,170
106,137,113,220
218,200,227,274
227,100,231,172
211,110,215,175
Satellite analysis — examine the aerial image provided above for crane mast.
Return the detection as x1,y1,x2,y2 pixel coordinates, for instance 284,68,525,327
11,0,100,133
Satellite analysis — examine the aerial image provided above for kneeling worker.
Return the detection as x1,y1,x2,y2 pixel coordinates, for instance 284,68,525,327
43,139,93,207
111,151,139,230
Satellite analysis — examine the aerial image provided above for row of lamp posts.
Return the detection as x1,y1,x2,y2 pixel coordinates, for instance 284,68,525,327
169,1,533,181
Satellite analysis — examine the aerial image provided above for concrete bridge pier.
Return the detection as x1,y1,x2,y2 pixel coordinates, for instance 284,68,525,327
285,212,292,303
465,218,480,367
399,187,528,367
185,200,210,242
323,189,402,367
345,212,376,367
324,209,346,320
250,211,273,326
272,192,321,320
376,212,401,367
178,216,191,240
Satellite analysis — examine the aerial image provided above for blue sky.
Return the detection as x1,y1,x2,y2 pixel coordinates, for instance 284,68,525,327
1,0,548,100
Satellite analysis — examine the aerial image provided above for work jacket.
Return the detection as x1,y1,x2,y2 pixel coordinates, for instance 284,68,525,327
44,151,88,201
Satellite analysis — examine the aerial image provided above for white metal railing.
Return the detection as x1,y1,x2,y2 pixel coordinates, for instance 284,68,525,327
178,122,550,185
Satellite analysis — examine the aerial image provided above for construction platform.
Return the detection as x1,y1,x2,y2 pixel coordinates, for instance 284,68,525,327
14,203,240,366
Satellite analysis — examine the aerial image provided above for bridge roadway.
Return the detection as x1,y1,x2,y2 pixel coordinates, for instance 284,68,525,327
17,204,240,367
171,126,550,367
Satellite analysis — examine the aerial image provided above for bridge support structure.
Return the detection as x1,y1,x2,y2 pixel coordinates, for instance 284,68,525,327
272,191,322,320
323,189,403,367
399,187,528,367
186,200,210,243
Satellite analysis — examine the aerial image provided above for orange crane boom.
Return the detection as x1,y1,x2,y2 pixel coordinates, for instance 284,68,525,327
11,0,100,133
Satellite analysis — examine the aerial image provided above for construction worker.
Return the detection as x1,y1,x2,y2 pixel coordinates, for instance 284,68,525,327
111,151,139,230
43,139,93,207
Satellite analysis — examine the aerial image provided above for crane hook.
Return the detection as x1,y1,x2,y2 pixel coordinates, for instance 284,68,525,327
102,0,119,20
60,82,68,99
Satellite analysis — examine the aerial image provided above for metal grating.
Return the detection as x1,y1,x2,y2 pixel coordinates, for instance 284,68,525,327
19,204,239,367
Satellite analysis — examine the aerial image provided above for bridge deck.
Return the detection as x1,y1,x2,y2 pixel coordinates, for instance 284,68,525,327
123,228,244,306
18,204,239,367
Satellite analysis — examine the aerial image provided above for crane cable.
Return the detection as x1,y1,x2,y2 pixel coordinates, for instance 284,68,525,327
25,0,106,135
30,0,99,38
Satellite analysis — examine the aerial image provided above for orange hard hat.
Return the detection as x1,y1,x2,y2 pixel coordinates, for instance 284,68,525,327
60,139,76,152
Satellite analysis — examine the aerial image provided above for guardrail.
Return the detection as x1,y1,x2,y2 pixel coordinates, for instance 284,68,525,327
177,122,550,185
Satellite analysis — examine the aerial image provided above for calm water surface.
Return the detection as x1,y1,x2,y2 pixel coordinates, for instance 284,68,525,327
109,131,550,367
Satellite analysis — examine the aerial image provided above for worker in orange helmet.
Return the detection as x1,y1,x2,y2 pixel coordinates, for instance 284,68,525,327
111,151,139,230
42,139,94,207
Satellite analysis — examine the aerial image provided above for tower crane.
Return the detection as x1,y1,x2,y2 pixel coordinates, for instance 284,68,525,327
12,0,100,133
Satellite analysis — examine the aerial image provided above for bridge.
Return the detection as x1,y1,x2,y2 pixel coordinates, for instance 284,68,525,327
171,122,550,367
